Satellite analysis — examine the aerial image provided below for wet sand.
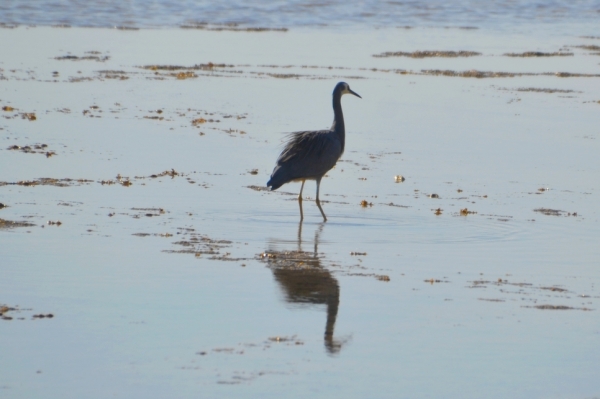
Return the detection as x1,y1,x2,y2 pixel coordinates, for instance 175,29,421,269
1,26,599,398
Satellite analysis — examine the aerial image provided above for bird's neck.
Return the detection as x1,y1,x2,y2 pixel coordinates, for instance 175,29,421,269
331,93,345,152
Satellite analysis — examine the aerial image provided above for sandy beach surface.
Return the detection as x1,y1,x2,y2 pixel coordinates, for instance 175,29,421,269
1,24,600,398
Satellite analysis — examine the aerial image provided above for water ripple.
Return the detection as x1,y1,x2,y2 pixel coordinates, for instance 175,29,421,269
1,0,598,29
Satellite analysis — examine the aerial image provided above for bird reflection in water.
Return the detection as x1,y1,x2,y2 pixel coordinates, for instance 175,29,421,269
261,222,344,354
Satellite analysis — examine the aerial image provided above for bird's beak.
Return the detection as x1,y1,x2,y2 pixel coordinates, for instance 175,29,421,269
349,89,362,99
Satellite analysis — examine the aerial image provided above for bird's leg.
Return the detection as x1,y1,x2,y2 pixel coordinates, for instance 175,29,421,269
298,180,305,201
298,180,305,221
315,178,327,222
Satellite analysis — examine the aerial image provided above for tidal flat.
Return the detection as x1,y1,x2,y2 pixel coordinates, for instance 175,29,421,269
1,26,599,398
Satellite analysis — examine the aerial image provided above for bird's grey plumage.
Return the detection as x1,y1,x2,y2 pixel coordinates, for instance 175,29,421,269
267,82,361,221
267,129,342,190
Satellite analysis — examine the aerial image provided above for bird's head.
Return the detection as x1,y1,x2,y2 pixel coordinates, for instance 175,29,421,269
334,82,361,99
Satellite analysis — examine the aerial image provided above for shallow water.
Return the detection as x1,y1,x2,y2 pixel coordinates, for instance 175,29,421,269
1,0,600,31
1,25,600,398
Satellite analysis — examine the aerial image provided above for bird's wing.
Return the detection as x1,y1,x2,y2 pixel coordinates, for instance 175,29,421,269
276,130,342,178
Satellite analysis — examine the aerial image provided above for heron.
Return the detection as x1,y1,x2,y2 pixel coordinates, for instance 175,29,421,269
267,82,361,221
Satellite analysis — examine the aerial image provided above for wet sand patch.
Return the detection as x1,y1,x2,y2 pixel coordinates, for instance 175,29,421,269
210,367,292,385
98,71,129,80
462,278,594,311
0,169,202,189
132,232,173,238
1,304,53,320
0,218,36,229
525,304,592,311
501,87,578,94
424,278,450,284
417,69,600,78
7,143,57,157
534,208,578,217
247,185,271,192
134,63,600,81
161,228,245,261
140,63,236,72
5,57,599,88
574,45,600,51
540,286,569,293
458,208,477,216
55,52,110,62
180,23,288,32
374,50,481,58
0,178,93,187
346,273,390,282
129,207,166,219
504,51,573,57
2,106,37,121
135,63,361,81
359,200,374,207
468,279,531,289
259,250,321,268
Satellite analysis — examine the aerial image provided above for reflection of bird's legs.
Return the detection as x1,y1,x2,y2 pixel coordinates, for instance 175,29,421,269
298,180,305,221
314,222,325,255
315,178,327,222
297,220,303,251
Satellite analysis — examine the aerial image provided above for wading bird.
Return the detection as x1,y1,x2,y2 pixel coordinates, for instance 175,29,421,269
267,82,361,221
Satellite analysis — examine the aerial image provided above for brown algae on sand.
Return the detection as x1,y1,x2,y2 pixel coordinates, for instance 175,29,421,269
162,228,242,261
180,23,288,32
501,87,578,94
373,50,481,58
55,53,110,62
526,305,592,311
533,208,578,217
140,63,235,71
0,218,35,229
7,143,53,155
504,51,573,57
418,69,600,78
0,178,94,187
1,304,54,321
574,45,600,51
